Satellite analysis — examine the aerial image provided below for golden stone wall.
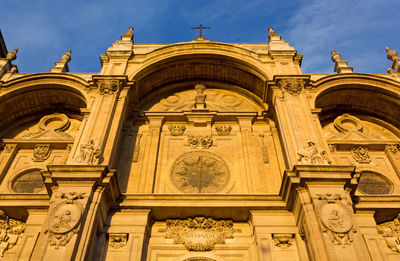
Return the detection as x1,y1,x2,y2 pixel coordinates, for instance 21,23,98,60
0,27,399,260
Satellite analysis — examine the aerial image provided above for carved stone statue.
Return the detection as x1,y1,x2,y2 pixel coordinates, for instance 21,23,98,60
122,27,134,40
194,84,207,109
268,27,278,37
297,140,329,165
75,139,101,165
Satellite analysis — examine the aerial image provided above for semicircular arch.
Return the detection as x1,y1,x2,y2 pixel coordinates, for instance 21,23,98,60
312,74,400,128
0,74,88,137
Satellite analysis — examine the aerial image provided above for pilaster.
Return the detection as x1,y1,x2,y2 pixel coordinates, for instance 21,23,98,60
33,165,120,261
281,165,374,261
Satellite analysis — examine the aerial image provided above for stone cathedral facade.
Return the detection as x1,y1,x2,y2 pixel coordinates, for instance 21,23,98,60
0,27,400,261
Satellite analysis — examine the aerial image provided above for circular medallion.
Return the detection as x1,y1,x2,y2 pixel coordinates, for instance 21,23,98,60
358,171,393,194
333,114,363,133
39,113,70,131
171,152,229,193
320,203,352,233
11,169,45,193
48,202,82,234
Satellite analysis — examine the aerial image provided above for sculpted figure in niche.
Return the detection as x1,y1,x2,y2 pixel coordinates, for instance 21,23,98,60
297,140,329,165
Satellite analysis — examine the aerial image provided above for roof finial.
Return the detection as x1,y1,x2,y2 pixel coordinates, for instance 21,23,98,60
61,49,71,63
385,47,400,77
386,47,398,62
330,49,353,73
331,49,341,63
6,48,18,61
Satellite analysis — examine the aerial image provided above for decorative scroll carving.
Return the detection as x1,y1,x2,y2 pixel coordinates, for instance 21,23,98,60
0,210,25,257
46,192,84,249
188,135,213,149
75,139,101,165
387,144,400,155
351,147,370,163
171,152,229,193
169,125,186,136
273,234,294,249
278,79,305,95
259,134,269,163
4,144,16,154
297,140,330,165
215,126,231,136
32,144,52,162
98,79,122,95
317,193,354,247
164,217,235,251
132,134,142,162
377,213,400,252
108,233,128,249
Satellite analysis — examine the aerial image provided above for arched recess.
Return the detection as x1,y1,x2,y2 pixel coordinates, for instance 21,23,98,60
0,73,88,137
312,74,400,129
128,52,269,108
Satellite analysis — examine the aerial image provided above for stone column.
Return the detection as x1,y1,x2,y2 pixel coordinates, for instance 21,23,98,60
238,116,256,193
282,165,373,261
0,144,17,182
32,165,120,261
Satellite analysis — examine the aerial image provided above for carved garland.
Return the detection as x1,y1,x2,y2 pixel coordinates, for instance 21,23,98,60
187,135,213,149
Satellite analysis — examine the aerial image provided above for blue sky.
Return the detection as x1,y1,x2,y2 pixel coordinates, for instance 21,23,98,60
1,0,399,74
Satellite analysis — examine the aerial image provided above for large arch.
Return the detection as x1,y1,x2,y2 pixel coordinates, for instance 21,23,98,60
128,43,271,103
312,74,400,128
0,73,88,137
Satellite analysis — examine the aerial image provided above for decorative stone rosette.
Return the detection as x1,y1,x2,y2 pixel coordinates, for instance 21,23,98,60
164,217,235,251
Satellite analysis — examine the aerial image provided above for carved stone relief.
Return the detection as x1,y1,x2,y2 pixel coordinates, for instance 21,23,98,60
351,147,371,163
74,139,101,165
32,144,52,162
164,217,235,251
4,144,16,154
187,135,213,149
297,140,329,165
273,233,294,249
171,152,229,193
387,144,400,154
215,125,231,136
168,125,186,136
147,89,260,112
0,210,25,257
45,192,85,249
132,134,142,162
358,171,393,194
317,193,354,247
108,233,128,249
377,213,400,253
278,79,305,95
98,79,122,95
259,134,269,164
11,169,45,193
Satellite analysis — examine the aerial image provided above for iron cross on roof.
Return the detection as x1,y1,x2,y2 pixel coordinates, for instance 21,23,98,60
191,24,211,39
